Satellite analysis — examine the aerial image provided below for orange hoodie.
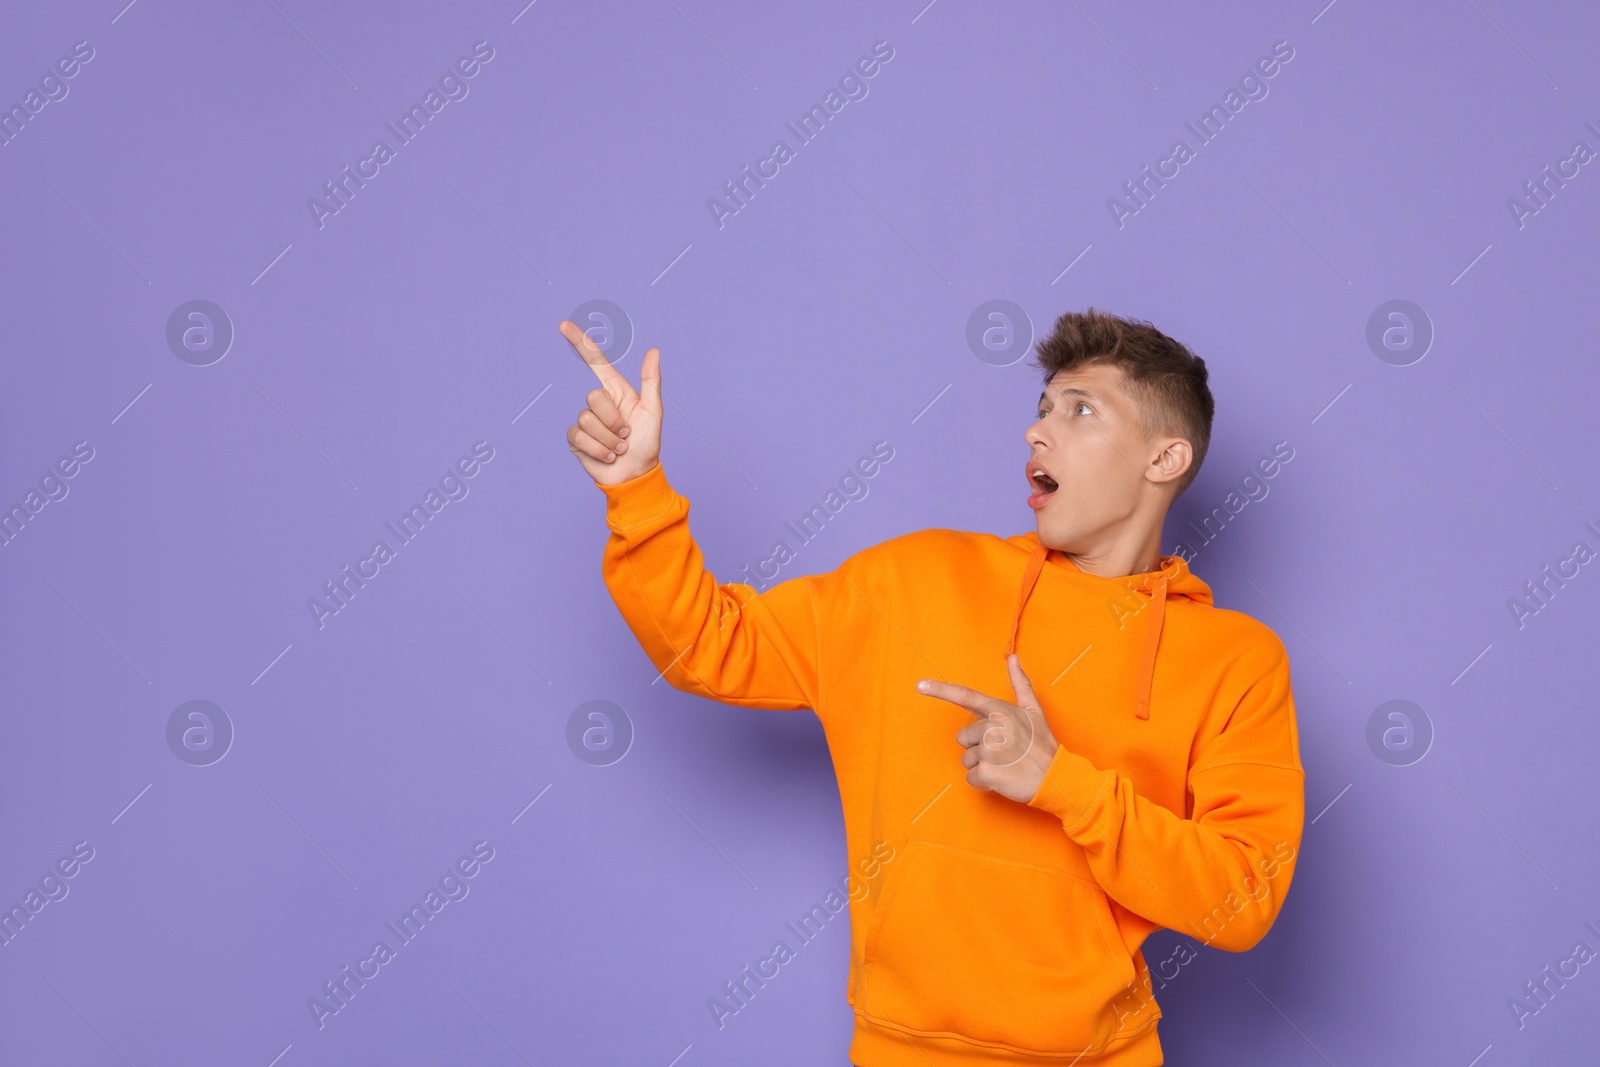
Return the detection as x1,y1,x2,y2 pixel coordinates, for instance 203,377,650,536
598,462,1305,1067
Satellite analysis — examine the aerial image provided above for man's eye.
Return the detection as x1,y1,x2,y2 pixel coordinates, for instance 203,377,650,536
1075,403,1092,416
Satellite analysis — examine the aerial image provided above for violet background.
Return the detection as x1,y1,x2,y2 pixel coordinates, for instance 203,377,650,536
2,1,1598,1065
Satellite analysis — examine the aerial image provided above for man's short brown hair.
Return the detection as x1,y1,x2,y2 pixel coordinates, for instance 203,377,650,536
1029,307,1215,495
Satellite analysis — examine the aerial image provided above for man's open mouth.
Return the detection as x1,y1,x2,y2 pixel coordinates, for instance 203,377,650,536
1027,463,1059,507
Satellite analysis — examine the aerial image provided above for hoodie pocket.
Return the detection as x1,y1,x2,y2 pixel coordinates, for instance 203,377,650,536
858,839,1137,1056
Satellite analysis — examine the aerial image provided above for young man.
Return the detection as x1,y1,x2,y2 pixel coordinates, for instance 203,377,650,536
562,309,1304,1067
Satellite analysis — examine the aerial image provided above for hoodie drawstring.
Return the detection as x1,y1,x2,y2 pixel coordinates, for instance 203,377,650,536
1131,572,1168,720
1003,539,1050,661
1005,539,1170,721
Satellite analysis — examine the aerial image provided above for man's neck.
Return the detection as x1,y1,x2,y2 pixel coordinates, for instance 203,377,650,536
1051,524,1167,579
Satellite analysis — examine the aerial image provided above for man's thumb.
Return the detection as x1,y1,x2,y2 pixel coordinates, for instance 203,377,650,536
640,347,662,408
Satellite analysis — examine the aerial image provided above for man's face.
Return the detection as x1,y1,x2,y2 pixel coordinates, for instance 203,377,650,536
1024,364,1167,552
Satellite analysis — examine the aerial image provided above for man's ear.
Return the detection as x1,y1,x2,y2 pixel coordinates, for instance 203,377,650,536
1147,436,1193,487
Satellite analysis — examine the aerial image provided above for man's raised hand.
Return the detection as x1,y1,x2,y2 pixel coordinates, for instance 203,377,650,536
560,320,662,486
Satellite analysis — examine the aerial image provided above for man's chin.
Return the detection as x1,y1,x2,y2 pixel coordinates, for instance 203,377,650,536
1033,517,1076,553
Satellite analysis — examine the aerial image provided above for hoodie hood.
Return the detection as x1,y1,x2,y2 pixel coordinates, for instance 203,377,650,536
1003,532,1213,720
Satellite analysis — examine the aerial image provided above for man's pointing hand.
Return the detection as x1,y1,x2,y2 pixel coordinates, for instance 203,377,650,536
917,654,1061,804
560,320,662,486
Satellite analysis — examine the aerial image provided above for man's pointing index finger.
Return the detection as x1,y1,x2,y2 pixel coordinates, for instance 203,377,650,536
559,320,632,392
916,678,1004,717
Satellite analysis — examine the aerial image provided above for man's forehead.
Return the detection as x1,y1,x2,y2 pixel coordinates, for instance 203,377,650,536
1039,366,1127,405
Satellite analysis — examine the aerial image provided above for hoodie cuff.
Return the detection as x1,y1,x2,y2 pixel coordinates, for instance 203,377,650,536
595,461,676,533
1027,745,1117,840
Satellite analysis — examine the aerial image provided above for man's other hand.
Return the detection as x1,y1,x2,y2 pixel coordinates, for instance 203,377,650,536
918,654,1062,804
560,319,662,486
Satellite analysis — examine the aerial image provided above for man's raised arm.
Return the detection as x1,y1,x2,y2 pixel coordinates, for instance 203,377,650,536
560,321,822,711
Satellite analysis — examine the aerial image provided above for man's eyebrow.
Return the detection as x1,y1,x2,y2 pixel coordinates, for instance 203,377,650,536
1037,386,1106,408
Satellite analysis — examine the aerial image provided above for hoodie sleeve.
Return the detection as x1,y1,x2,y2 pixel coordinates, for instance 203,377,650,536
596,461,822,711
1026,635,1305,951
